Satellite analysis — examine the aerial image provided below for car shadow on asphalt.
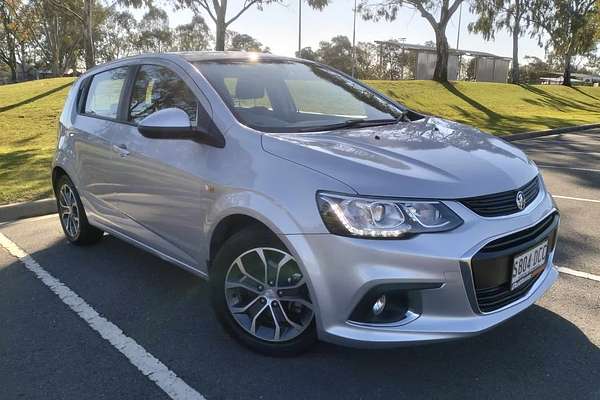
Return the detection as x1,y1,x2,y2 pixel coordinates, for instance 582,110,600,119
1,233,598,400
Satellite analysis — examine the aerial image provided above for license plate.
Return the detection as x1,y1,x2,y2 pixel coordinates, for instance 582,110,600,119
511,240,548,290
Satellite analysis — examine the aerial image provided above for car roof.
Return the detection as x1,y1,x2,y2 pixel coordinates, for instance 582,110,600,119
111,51,297,64
81,51,301,77
175,51,296,63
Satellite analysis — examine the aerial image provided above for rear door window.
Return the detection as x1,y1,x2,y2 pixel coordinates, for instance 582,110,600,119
128,65,198,125
84,67,128,119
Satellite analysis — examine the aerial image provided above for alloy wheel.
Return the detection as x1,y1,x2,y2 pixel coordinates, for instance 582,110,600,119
224,247,314,342
58,184,80,238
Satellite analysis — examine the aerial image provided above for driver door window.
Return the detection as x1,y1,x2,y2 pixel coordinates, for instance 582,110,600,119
128,65,198,125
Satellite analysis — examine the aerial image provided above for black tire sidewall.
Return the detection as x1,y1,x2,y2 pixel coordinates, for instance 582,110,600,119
210,227,317,356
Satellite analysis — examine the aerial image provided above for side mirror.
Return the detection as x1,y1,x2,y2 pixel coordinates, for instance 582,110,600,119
137,107,225,148
138,108,195,140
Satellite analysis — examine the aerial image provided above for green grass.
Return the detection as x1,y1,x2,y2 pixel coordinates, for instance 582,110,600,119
367,80,600,135
0,77,75,205
1,77,600,205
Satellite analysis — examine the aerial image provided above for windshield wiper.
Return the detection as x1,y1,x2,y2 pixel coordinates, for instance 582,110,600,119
297,118,401,132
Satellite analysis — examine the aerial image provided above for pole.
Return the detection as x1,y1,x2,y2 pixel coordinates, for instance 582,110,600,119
456,3,462,80
456,2,462,50
298,0,302,55
351,0,357,77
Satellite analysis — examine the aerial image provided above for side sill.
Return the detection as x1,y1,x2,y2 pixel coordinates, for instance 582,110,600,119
92,220,209,280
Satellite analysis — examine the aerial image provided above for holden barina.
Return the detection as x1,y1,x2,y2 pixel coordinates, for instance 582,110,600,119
53,52,559,355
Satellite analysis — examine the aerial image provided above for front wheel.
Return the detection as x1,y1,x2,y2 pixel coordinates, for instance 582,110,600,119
210,227,316,356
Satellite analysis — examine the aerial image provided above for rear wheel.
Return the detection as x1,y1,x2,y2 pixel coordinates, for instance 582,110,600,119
55,174,103,245
210,227,316,356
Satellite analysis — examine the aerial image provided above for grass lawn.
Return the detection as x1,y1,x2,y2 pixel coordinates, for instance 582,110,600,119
1,77,600,205
0,77,75,205
368,80,600,134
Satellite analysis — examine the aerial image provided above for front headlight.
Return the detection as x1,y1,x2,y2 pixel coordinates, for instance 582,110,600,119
317,192,463,238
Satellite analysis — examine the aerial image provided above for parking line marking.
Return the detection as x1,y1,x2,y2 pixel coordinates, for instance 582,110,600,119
538,164,600,173
553,195,600,204
0,232,206,400
558,266,600,283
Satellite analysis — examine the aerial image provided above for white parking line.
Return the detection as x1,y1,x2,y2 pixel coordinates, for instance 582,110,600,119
558,266,600,283
553,195,600,204
0,232,206,400
538,164,600,173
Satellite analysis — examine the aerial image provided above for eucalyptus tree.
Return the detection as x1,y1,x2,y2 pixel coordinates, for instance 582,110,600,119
0,0,31,81
0,0,18,81
468,0,532,83
173,15,212,51
136,6,173,53
529,0,599,86
98,10,138,61
28,0,82,76
46,0,149,69
228,33,268,52
359,0,463,83
174,0,328,51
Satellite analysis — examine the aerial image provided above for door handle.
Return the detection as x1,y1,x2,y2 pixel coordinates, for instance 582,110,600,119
112,144,130,157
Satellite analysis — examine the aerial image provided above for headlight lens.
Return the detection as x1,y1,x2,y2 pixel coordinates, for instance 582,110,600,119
317,192,463,238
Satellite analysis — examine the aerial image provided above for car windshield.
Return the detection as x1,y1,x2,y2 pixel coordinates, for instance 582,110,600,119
194,59,405,133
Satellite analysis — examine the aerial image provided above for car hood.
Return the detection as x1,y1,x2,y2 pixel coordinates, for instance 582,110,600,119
261,117,538,199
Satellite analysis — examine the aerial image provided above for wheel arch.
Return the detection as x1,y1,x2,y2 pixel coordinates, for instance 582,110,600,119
51,166,69,195
208,213,274,272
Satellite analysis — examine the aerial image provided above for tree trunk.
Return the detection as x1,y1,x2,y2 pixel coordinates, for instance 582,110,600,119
511,2,520,83
9,44,17,82
215,13,226,51
9,63,16,82
83,0,95,70
433,25,449,83
563,52,572,86
19,43,27,80
1,9,17,82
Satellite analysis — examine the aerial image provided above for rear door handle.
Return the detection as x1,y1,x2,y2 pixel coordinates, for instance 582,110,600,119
112,144,130,157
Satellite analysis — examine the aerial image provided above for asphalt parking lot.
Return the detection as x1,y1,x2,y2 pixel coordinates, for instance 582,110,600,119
1,130,599,400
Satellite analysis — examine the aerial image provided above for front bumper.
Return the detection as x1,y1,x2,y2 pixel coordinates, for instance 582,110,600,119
280,190,559,348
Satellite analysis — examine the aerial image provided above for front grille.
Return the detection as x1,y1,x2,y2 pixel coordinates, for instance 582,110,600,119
471,212,559,313
461,177,541,217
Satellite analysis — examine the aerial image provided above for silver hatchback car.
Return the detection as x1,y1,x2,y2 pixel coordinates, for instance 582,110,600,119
53,52,559,355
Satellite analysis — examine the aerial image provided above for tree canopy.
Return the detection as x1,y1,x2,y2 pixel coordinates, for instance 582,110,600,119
529,0,600,85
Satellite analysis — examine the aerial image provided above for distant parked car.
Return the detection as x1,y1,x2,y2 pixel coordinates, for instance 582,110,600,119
53,52,559,355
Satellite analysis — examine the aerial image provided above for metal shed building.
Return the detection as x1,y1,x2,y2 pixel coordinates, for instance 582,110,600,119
374,41,511,83
465,51,512,83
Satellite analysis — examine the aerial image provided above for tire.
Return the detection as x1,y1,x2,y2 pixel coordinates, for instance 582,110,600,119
55,174,104,245
210,226,317,356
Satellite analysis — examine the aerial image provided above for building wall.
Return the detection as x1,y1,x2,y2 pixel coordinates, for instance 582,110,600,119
476,57,510,83
416,52,459,80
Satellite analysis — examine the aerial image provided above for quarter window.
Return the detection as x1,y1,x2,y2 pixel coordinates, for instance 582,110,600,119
128,65,198,124
84,67,128,119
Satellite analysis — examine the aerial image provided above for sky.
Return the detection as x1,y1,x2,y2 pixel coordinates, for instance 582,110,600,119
147,0,548,63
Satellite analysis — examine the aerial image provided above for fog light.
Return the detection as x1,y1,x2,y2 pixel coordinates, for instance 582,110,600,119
372,295,386,316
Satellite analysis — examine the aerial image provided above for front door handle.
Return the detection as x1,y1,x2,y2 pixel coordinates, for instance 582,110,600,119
112,144,130,157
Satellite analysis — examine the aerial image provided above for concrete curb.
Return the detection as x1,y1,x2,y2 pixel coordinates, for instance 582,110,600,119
502,123,600,141
0,198,56,223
